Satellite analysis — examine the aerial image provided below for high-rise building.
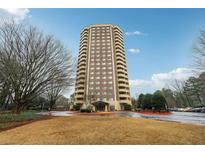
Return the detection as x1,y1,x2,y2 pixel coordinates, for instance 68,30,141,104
74,24,131,111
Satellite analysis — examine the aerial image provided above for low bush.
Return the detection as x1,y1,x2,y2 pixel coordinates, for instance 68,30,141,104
80,108,91,113
73,104,81,111
124,104,132,111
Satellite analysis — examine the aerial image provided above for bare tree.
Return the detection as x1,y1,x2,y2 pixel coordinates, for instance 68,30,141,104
193,30,205,72
0,20,75,113
171,80,192,107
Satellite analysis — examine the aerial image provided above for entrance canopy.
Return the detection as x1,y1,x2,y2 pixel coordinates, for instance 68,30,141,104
92,101,109,111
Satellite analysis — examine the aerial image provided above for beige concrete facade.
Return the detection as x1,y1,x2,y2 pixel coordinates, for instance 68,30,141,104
74,24,131,111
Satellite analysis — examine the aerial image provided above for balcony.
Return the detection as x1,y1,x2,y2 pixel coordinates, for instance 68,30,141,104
75,89,85,93
117,65,126,71
77,70,86,75
78,57,86,63
118,83,129,88
79,50,87,55
114,35,123,42
119,100,131,105
80,36,88,42
75,84,84,89
115,36,124,45
78,54,86,60
119,94,130,99
116,56,126,63
78,61,86,67
114,28,123,34
116,55,126,63
116,62,126,68
77,75,85,80
118,78,128,83
80,30,89,37
80,44,88,50
114,33,123,40
75,94,84,99
115,45,124,51
80,40,88,47
117,73,127,78
115,42,124,49
116,52,125,59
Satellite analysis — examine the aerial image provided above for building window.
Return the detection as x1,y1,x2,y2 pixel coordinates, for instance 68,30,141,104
108,76,112,79
108,81,112,84
96,76,100,79
96,87,100,90
102,87,107,90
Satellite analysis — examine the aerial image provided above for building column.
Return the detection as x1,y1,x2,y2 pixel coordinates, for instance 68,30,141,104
105,105,108,112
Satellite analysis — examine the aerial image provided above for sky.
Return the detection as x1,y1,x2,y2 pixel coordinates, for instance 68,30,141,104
0,8,205,98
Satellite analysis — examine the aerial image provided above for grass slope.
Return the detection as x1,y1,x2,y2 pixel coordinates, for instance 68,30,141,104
0,115,205,144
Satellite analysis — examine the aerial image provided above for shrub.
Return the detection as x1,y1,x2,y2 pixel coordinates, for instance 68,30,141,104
80,108,91,113
124,104,132,111
73,104,81,111
151,90,167,111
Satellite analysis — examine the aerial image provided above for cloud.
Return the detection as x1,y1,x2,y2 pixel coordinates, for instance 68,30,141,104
0,8,30,22
129,67,195,90
125,30,144,36
128,48,140,54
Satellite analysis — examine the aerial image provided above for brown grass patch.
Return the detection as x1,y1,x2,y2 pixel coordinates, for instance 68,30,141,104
0,116,205,145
